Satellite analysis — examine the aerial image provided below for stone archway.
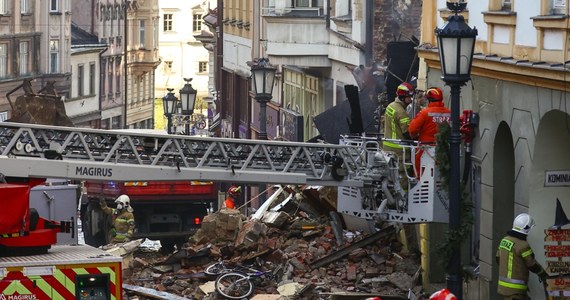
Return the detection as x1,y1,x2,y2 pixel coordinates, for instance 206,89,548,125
527,110,570,299
490,121,516,299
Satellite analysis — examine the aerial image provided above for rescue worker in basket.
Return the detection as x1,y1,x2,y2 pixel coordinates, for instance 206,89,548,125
224,185,241,209
100,194,135,243
496,213,548,300
408,87,450,178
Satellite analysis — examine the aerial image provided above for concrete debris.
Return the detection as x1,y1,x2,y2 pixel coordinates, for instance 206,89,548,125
122,185,431,299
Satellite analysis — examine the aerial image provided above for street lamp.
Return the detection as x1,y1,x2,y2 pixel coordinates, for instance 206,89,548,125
435,2,477,299
250,58,276,140
163,88,178,134
179,78,198,135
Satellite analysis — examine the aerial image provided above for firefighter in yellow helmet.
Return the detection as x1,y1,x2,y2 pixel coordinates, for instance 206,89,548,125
496,213,547,300
100,194,135,243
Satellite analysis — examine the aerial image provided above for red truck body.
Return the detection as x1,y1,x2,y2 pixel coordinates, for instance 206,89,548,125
81,180,218,250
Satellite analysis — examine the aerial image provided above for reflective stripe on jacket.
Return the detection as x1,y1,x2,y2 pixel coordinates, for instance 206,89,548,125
408,101,450,143
383,99,410,149
496,234,541,296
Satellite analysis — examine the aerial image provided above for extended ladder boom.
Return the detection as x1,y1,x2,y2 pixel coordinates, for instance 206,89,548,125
0,122,366,186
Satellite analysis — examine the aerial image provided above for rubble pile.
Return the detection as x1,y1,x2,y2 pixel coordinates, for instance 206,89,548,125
122,187,429,300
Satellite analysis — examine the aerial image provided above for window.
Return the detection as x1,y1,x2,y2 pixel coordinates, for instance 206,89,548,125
0,44,6,78
553,0,566,14
78,65,84,96
89,63,95,95
139,20,145,48
100,60,106,96
199,61,207,73
110,9,114,36
193,13,202,32
295,0,323,7
153,18,158,49
163,13,173,31
49,40,59,73
19,41,29,75
21,0,29,14
115,58,121,95
108,59,113,95
50,0,58,12
501,0,512,11
0,0,8,14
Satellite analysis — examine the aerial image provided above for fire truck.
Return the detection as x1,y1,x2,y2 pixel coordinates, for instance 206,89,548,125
82,180,217,250
0,120,453,299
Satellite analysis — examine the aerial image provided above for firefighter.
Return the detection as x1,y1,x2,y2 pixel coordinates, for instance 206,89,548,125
100,194,135,243
224,185,241,209
496,213,547,300
383,82,414,188
408,87,450,177
429,288,456,300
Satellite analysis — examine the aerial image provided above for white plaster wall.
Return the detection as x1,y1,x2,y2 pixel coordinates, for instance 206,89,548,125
514,1,539,47
466,0,488,42
68,51,100,117
493,25,510,44
544,30,564,50
223,34,253,76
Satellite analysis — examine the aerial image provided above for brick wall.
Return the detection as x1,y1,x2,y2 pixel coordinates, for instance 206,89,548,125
373,0,422,65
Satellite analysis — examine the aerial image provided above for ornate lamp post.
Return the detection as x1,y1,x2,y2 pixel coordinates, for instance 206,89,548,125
179,78,198,135
435,2,478,298
162,88,178,134
250,58,276,140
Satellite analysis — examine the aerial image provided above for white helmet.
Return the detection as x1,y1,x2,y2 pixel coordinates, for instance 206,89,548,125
115,194,131,211
512,213,535,235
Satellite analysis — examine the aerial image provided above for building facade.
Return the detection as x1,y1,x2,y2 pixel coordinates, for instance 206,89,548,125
69,24,106,128
125,0,160,129
156,0,212,106
72,0,125,129
0,0,71,121
418,1,570,299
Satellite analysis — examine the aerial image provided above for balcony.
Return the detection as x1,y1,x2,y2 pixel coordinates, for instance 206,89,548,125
262,6,323,17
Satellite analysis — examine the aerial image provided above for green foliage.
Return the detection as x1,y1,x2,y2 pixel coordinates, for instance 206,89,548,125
434,122,475,280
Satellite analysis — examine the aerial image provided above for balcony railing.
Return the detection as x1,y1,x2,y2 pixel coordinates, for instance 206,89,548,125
262,6,323,17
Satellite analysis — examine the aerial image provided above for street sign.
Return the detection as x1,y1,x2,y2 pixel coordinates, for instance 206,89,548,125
545,229,570,242
547,277,570,292
545,245,570,257
547,261,570,274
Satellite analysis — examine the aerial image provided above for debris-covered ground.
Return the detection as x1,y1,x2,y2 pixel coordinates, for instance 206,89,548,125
116,186,433,300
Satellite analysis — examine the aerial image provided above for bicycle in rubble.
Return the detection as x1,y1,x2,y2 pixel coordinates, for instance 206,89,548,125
213,263,281,299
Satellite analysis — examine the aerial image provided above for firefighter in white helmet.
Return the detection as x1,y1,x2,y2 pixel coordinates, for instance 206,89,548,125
496,213,547,300
100,194,135,243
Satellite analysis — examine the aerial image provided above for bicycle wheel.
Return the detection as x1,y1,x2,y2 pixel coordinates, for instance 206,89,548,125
215,272,254,299
205,262,225,276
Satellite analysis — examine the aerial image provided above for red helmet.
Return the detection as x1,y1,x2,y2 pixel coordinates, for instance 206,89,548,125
426,87,443,101
228,186,241,197
396,82,414,97
429,289,456,300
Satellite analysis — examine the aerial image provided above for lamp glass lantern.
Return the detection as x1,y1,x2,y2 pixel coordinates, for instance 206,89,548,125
162,88,178,116
250,58,276,100
179,78,197,115
435,2,478,83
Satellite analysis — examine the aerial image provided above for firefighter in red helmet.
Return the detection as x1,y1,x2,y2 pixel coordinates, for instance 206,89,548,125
429,288,456,300
383,82,414,189
224,185,241,209
408,87,450,178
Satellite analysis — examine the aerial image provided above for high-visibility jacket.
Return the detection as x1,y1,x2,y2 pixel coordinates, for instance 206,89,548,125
408,101,450,143
383,99,410,150
496,231,546,296
101,205,135,243
224,197,236,209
